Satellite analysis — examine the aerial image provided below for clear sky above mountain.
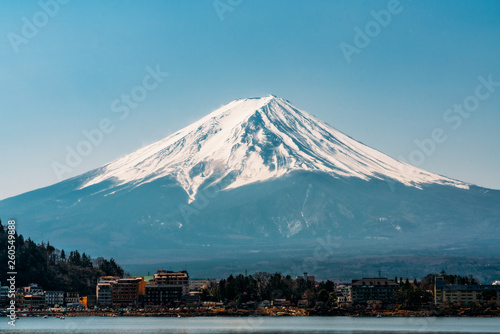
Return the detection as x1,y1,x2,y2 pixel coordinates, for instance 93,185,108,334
1,0,499,200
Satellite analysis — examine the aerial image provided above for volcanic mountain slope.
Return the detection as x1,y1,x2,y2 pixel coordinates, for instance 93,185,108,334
1,95,498,269
80,95,467,200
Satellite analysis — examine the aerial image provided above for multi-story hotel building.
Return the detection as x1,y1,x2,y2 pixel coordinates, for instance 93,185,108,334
144,270,189,307
350,278,399,304
96,276,120,306
45,291,65,307
434,277,500,304
111,277,146,307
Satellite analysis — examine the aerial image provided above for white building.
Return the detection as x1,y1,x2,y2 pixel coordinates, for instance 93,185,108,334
336,285,352,305
152,270,189,296
23,283,44,295
96,276,119,306
189,278,216,292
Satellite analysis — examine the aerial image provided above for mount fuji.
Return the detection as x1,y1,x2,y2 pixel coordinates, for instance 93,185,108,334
1,95,499,278
80,95,467,200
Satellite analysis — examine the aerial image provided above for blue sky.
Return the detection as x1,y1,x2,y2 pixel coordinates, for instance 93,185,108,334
1,0,500,200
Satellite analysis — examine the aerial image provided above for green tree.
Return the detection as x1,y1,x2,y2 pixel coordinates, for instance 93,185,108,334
317,289,329,303
480,290,497,302
326,292,337,308
0,222,125,299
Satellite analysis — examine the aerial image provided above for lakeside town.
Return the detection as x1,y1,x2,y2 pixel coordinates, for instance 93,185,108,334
1,221,500,318
2,269,500,318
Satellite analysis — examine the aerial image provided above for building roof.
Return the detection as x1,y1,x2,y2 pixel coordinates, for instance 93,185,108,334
351,278,399,287
115,277,144,282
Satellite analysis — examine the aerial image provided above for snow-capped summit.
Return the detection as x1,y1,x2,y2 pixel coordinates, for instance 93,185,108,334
2,95,499,278
81,95,467,200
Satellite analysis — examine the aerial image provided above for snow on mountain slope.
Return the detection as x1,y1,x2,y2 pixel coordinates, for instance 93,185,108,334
80,95,468,200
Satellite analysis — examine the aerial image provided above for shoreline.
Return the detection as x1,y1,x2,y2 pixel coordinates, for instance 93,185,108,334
5,307,500,318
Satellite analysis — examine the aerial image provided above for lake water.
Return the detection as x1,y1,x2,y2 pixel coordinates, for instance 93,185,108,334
2,316,500,333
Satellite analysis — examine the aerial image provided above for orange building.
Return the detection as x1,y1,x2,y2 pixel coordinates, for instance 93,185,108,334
79,296,88,308
111,277,146,307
